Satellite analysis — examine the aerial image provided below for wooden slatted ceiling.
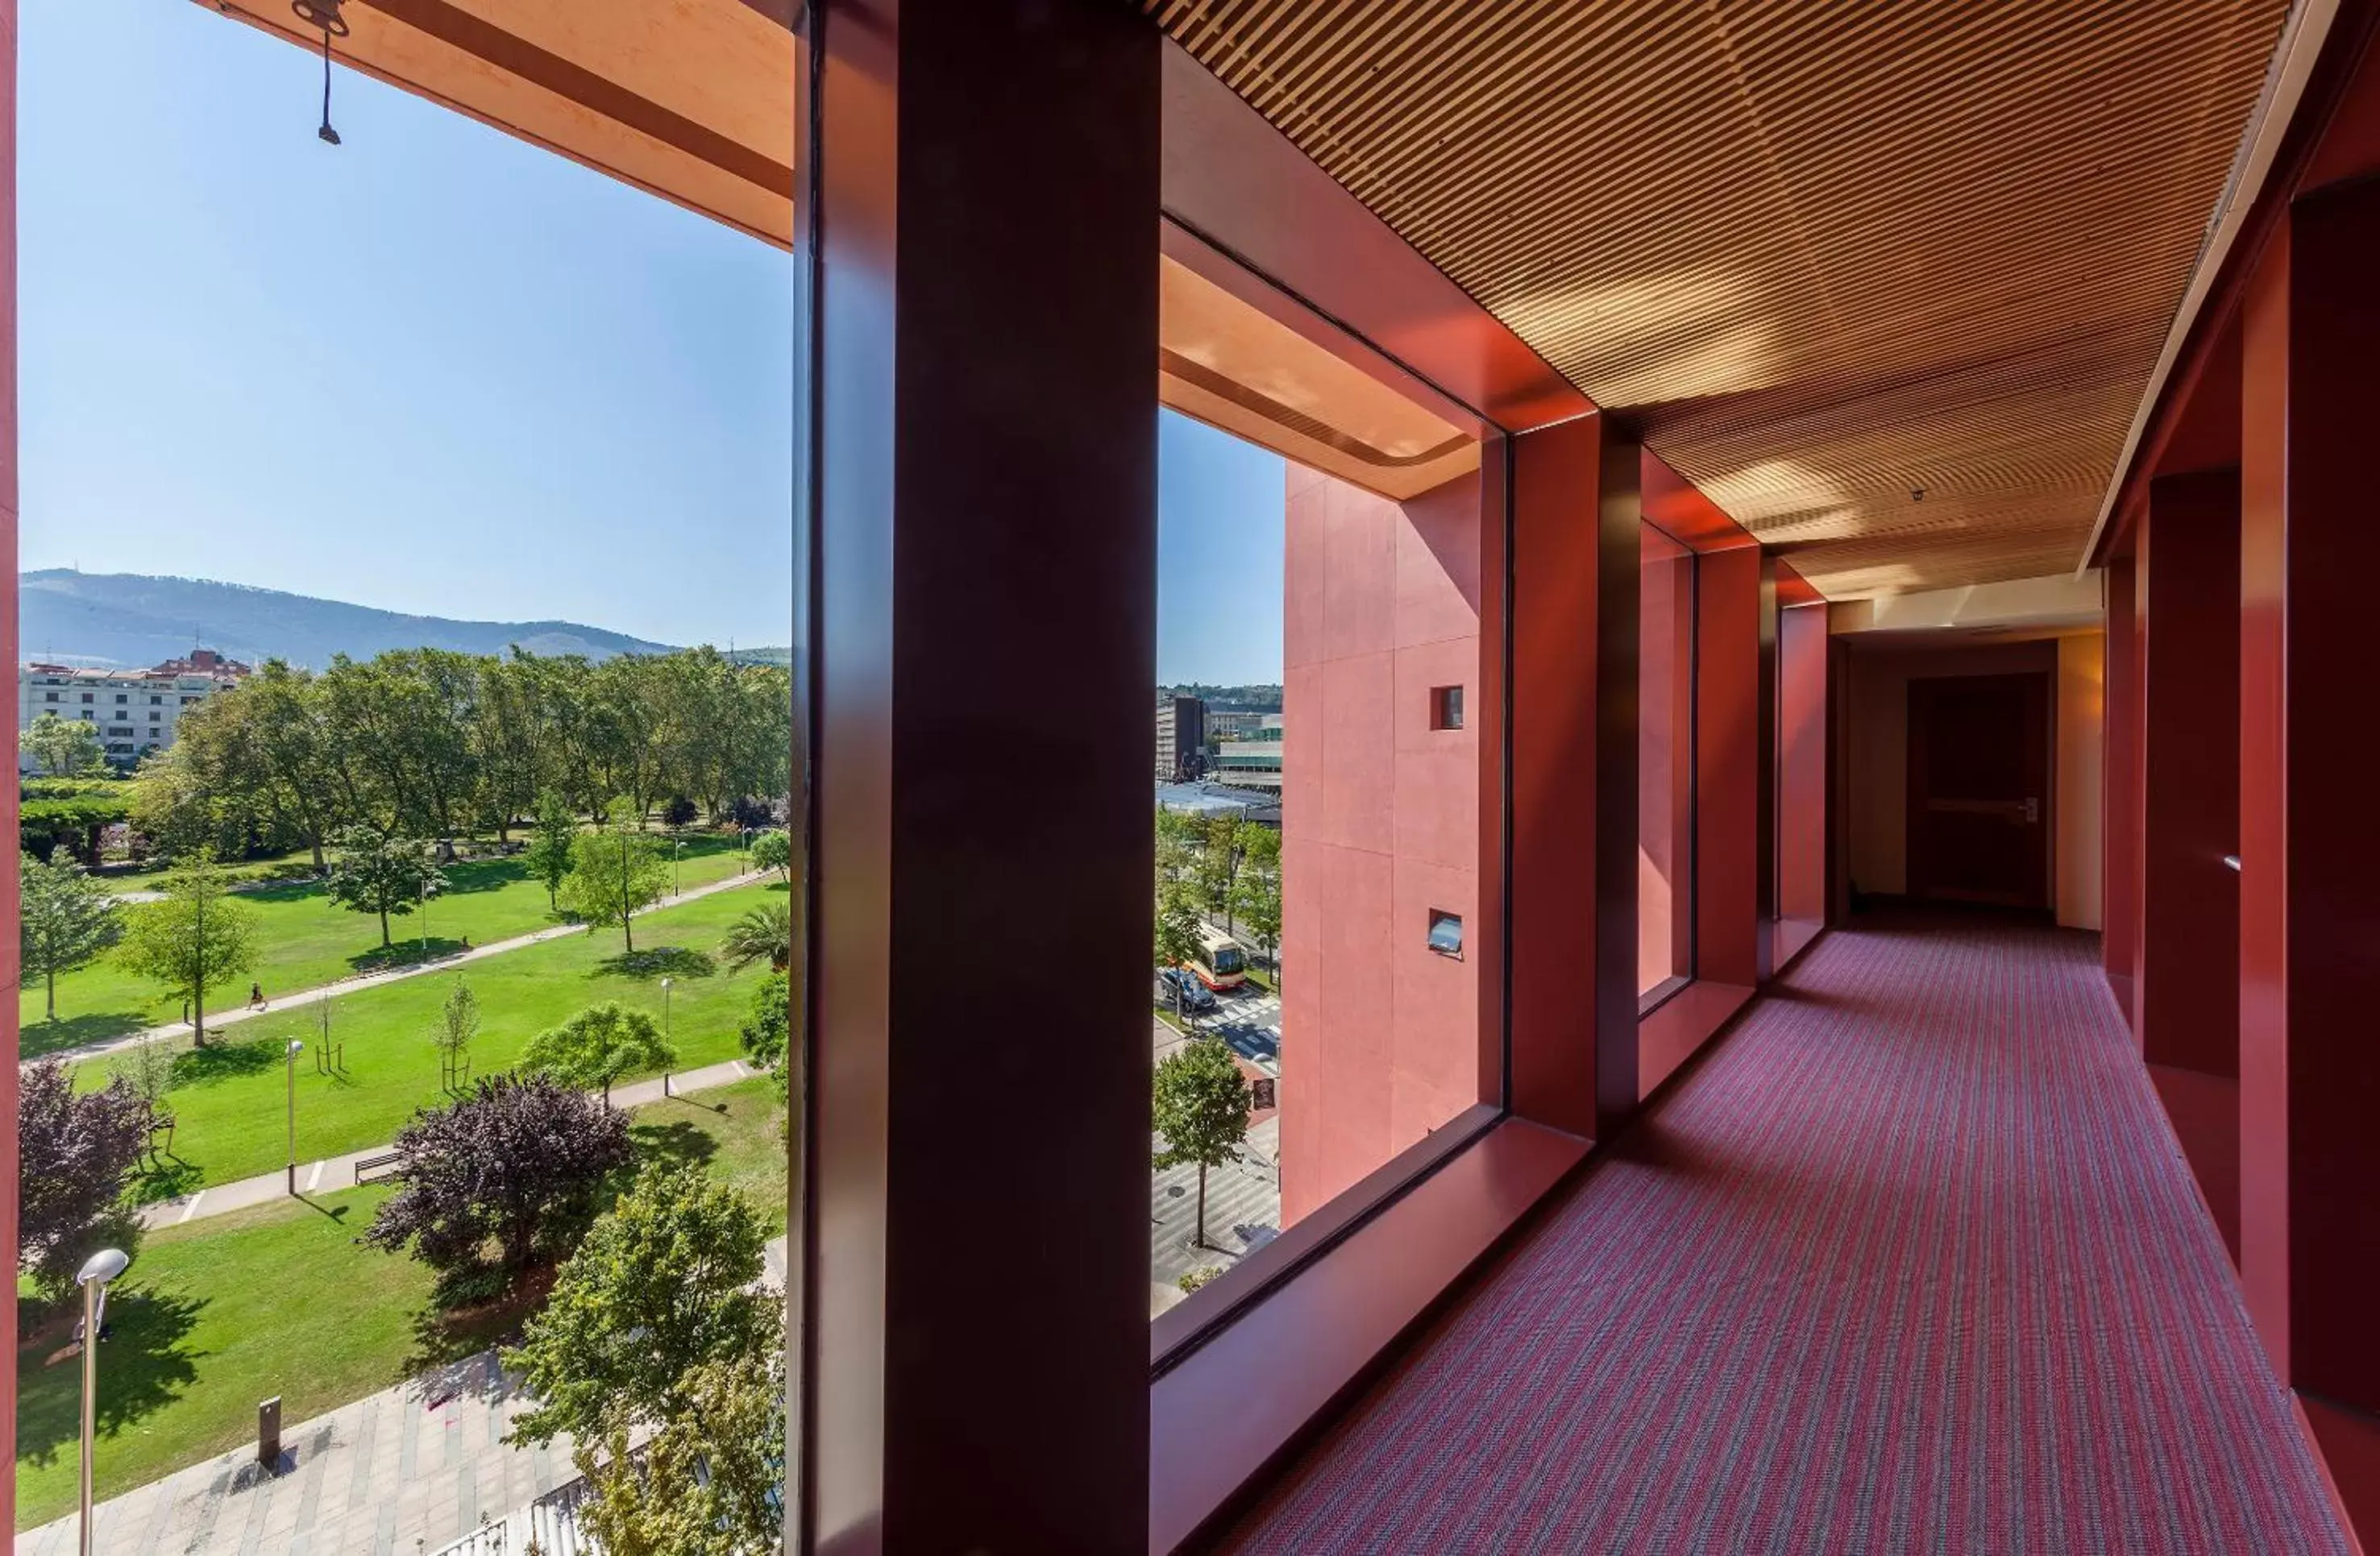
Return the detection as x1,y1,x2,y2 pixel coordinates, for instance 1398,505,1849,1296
1148,0,2288,596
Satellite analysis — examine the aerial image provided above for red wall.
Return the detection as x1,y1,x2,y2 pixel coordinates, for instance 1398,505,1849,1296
1278,464,1484,1225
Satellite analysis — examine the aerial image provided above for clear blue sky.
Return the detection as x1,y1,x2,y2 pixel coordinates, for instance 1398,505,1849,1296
18,0,1282,674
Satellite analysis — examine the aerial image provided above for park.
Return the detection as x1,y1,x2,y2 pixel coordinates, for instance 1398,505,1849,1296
15,642,797,1546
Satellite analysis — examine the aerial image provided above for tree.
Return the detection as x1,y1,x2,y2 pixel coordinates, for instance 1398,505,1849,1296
1196,812,1246,932
523,789,577,911
20,846,124,1020
1232,826,1283,983
362,1074,630,1298
1151,1037,1251,1251
749,828,792,883
25,711,105,776
18,1060,152,1300
434,980,480,1089
661,794,698,828
120,1033,179,1118
738,971,791,1110
1155,879,1202,973
575,1351,786,1556
523,1001,676,1105
116,855,260,1044
505,1164,773,1447
719,898,792,973
561,799,670,952
326,825,447,948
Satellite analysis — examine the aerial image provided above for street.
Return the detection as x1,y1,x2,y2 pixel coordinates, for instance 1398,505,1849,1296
1151,979,1282,1317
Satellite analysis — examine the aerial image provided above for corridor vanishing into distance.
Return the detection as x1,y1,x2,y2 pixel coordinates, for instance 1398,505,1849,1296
1224,921,2349,1555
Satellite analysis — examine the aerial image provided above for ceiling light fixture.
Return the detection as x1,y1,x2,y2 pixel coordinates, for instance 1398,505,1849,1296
293,0,347,145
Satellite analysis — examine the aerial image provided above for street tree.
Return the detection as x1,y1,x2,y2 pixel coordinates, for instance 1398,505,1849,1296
1151,1036,1252,1251
120,1033,179,1117
523,1001,675,1104
18,1059,152,1301
1196,813,1247,932
116,855,260,1045
24,711,105,777
434,979,481,1089
561,799,670,953
1232,826,1283,984
1155,879,1203,973
522,789,577,911
719,898,792,973
19,846,124,1021
362,1074,630,1300
505,1163,773,1446
575,1351,785,1556
749,828,792,882
326,825,447,949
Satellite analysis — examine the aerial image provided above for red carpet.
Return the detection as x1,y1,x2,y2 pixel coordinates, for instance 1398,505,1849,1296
1223,921,2349,1554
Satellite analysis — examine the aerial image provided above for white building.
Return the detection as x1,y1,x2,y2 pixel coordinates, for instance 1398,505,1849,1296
21,649,252,770
1210,712,1283,793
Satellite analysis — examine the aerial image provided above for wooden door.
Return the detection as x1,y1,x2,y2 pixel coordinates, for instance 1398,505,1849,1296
1905,671,2052,910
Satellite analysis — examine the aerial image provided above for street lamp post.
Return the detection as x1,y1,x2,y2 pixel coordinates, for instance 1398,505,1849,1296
285,1039,305,1196
77,1246,131,1556
673,836,683,898
661,977,673,1097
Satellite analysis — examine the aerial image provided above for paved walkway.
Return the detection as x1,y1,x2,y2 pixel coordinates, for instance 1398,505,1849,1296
35,870,770,1069
135,1060,759,1230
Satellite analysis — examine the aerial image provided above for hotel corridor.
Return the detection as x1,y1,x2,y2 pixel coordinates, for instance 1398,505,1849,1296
1223,922,2350,1554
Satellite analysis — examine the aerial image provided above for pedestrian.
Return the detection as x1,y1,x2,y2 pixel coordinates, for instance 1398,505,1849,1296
248,981,265,1010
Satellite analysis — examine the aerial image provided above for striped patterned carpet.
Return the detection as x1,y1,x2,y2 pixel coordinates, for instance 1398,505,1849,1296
1223,920,2350,1554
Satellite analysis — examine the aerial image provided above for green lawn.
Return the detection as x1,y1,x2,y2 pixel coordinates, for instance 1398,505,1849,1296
23,835,759,1058
14,1076,790,1529
627,1075,791,1236
85,879,790,1198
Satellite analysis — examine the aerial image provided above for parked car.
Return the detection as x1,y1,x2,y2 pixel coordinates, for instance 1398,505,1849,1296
1155,967,1218,1013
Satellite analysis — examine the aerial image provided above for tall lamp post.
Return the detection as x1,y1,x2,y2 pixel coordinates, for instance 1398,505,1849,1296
660,977,673,1097
77,1246,131,1556
285,1039,305,1196
672,836,683,898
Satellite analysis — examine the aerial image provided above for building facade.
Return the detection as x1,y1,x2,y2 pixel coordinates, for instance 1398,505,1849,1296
1154,694,1206,782
1208,712,1283,792
20,649,251,769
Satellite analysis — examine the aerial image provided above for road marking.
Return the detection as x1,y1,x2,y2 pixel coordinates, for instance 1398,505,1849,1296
177,1192,206,1226
306,1160,325,1193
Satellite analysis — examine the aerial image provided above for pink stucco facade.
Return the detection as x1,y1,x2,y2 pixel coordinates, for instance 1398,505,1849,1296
1279,463,1482,1226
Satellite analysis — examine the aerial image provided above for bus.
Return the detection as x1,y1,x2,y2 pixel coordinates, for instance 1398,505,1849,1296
1187,926,1249,991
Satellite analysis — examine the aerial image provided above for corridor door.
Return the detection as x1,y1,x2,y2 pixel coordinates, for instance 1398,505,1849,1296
1905,672,2051,910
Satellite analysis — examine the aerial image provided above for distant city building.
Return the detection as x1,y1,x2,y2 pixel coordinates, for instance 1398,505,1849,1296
21,649,253,770
1155,778,1281,828
1156,694,1207,782
1207,708,1270,741
1210,711,1283,792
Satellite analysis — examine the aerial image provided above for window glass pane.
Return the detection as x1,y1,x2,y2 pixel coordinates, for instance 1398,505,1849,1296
16,5,800,1546
1639,524,1695,998
1153,388,1488,1323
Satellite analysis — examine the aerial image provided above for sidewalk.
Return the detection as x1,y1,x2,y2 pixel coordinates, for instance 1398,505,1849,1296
135,1059,759,1230
34,869,770,1069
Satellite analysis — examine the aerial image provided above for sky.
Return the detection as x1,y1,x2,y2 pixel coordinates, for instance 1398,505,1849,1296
18,0,1286,678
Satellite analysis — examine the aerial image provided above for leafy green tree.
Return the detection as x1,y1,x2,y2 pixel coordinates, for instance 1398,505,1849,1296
749,827,792,882
116,855,260,1044
1196,812,1246,932
19,846,124,1020
561,800,670,952
326,825,447,948
1155,879,1203,973
523,789,577,911
1152,1036,1251,1251
576,1351,785,1556
720,898,792,973
738,971,791,1110
505,1164,773,1446
1232,826,1283,983
363,1074,631,1300
24,711,105,777
434,980,480,1089
17,1060,151,1301
523,1001,676,1104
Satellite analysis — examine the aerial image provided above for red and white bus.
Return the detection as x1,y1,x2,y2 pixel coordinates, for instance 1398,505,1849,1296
1186,926,1249,991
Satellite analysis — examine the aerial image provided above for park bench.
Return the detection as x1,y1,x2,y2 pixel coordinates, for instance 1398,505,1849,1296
354,1150,405,1185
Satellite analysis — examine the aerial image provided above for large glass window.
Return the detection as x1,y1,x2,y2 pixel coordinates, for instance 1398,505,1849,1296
1639,524,1695,1002
16,3,797,1548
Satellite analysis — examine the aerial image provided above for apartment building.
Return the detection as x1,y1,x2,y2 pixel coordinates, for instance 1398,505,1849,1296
20,649,251,769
